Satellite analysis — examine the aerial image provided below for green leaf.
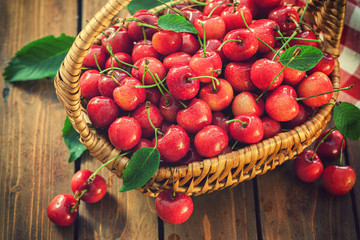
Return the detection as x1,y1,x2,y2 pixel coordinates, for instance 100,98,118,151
157,15,198,34
126,0,171,15
3,34,75,82
280,45,323,71
62,116,87,163
333,102,360,140
120,147,160,192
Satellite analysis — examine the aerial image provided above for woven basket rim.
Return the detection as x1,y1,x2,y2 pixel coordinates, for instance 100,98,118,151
54,0,346,197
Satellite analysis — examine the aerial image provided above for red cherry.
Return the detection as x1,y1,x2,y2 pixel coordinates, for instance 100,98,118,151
261,116,281,139
212,111,230,136
228,114,264,144
199,78,234,111
250,58,284,90
290,30,320,48
98,70,127,98
254,0,283,9
113,77,146,111
314,129,346,161
194,125,229,158
294,150,323,183
108,117,142,150
87,96,120,128
133,138,153,152
47,194,78,227
162,52,191,71
268,5,299,32
221,5,253,32
131,40,161,63
297,71,333,107
224,61,255,92
180,8,204,24
222,29,259,62
102,28,133,54
131,57,166,85
166,65,199,101
322,165,356,195
154,125,190,162
189,50,222,83
179,33,201,55
308,52,335,76
79,69,102,100
104,52,132,71
155,190,193,224
83,45,107,69
71,169,107,203
159,93,184,123
249,19,278,53
203,0,229,16
193,15,226,40
152,30,182,55
127,13,159,42
131,103,163,138
232,91,264,117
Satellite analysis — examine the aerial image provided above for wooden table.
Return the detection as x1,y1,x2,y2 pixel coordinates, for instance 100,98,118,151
1,0,359,239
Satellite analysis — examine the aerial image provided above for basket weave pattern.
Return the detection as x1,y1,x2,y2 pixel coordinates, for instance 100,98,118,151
54,0,346,197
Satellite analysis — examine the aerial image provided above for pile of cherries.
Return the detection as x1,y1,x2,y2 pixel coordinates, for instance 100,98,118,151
48,0,356,226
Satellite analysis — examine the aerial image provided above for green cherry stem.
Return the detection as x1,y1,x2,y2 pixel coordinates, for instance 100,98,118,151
153,0,184,14
311,127,336,160
240,10,277,54
106,45,139,69
188,75,220,92
88,151,131,183
191,0,208,6
274,37,321,42
226,118,247,127
207,0,227,18
231,141,238,150
71,189,88,212
276,30,290,48
299,0,309,24
94,53,102,72
155,0,188,19
134,77,166,88
137,22,162,31
100,67,131,77
295,85,354,102
199,21,207,57
339,137,345,166
155,73,188,108
217,39,243,51
146,68,169,104
146,101,163,149
256,47,301,102
272,30,299,61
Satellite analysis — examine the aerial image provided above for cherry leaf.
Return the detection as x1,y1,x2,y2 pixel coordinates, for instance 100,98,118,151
120,147,160,192
157,15,198,34
333,102,360,140
280,45,323,71
126,0,171,15
62,116,87,163
3,34,75,82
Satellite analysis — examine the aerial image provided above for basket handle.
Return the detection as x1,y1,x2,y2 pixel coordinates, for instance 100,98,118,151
54,0,131,167
302,0,347,57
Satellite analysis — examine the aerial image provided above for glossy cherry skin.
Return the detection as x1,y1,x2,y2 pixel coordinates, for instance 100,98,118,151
265,85,299,122
131,103,163,138
131,40,160,63
228,114,264,144
79,69,102,100
268,5,299,32
294,150,323,183
131,57,166,85
152,30,182,55
314,129,345,161
98,70,127,98
113,77,146,111
159,92,184,123
176,98,213,134
250,58,284,90
179,33,201,55
199,78,234,111
180,8,204,24
155,190,193,224
71,169,107,203
104,52,132,71
232,92,264,117
163,52,191,71
297,71,333,107
290,30,320,48
127,13,159,42
308,52,335,76
47,194,78,227
203,0,229,16
281,103,308,129
108,117,142,150
211,111,230,136
221,5,253,32
102,28,133,54
224,61,255,92
238,0,259,17
83,45,107,69
261,116,281,139
154,125,190,162
249,19,278,53
87,96,120,128
222,29,258,62
283,65,306,86
205,39,226,63
166,65,199,101
189,50,222,83
322,165,356,195
194,125,229,158
145,87,161,106
193,15,226,40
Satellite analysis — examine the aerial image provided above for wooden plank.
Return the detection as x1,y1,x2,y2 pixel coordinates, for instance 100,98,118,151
256,151,357,239
346,138,360,232
164,182,258,240
0,0,78,239
76,3,159,239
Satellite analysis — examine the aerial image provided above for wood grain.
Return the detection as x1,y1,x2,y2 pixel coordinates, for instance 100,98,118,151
164,182,258,240
256,152,357,239
0,0,78,239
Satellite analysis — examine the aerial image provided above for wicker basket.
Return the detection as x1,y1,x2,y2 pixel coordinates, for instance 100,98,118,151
54,0,346,197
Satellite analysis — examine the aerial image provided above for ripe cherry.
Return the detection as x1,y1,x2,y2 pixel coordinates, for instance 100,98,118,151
108,117,142,151
194,125,229,158
83,45,107,69
294,150,323,183
47,194,78,227
224,61,255,92
322,165,356,195
314,129,345,161
79,70,102,100
87,96,120,128
199,78,234,111
71,169,107,203
166,65,199,101
113,77,146,111
152,30,182,55
131,103,164,138
131,40,160,63
155,190,193,224
250,58,284,90
228,114,264,144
